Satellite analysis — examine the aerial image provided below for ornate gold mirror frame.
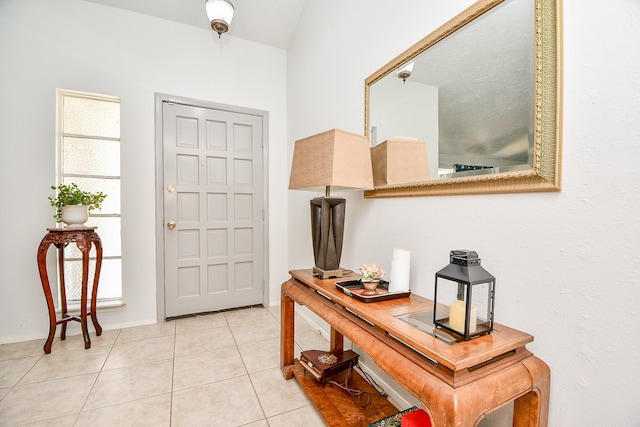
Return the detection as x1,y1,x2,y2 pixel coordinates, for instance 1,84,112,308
364,0,562,198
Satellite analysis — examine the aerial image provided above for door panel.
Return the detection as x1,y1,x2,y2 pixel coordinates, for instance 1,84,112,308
162,102,264,318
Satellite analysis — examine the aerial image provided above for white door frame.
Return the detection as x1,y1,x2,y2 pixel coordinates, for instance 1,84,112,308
154,93,270,322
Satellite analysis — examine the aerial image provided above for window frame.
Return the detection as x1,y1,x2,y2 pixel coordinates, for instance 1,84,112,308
55,89,123,309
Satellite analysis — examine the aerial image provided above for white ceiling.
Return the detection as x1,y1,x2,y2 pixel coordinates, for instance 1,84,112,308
84,0,307,49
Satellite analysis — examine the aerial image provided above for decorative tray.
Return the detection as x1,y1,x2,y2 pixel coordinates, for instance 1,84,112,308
335,280,411,303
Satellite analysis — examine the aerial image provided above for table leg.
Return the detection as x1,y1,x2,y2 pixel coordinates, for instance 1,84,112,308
513,356,551,427
78,234,91,349
57,244,68,341
90,233,103,336
37,239,56,354
281,282,295,379
330,328,343,353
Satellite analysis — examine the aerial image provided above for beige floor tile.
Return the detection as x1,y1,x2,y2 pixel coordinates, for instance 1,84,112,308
294,312,322,333
115,321,175,344
229,316,280,345
19,414,78,426
173,346,246,391
240,420,270,427
174,312,227,333
103,334,174,370
224,307,276,328
0,373,96,426
174,325,235,357
237,337,280,373
266,305,280,321
75,393,171,427
267,405,327,427
19,346,110,385
171,376,265,427
0,356,40,388
84,359,172,411
50,328,120,351
0,339,46,361
0,307,328,426
294,329,330,352
250,366,310,418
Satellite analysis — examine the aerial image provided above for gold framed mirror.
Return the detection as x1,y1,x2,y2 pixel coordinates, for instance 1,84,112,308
364,0,562,198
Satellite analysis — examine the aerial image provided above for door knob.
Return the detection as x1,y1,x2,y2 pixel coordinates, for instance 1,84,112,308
167,221,176,230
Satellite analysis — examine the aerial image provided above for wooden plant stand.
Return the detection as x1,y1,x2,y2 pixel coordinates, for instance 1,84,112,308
36,227,103,354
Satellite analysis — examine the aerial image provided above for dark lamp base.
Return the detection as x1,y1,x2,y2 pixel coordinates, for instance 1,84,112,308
312,266,342,280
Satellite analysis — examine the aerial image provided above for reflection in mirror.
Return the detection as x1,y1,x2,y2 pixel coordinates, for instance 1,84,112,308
365,0,562,197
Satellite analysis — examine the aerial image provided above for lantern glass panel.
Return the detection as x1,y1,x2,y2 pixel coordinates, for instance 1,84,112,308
434,276,494,340
472,281,492,328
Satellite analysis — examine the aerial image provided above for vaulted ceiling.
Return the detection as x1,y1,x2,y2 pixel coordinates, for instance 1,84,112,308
84,0,307,49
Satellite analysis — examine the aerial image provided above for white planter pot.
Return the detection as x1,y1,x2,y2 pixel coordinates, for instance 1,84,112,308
61,205,89,227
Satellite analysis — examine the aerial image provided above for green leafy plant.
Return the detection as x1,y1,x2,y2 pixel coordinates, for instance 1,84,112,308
49,183,107,222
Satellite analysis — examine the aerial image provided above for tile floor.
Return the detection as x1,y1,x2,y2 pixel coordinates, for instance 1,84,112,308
0,306,333,427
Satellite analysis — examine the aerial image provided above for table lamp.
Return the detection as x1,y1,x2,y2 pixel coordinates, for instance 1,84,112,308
289,129,374,279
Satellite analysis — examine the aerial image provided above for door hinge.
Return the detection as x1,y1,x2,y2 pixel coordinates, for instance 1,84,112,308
262,209,265,220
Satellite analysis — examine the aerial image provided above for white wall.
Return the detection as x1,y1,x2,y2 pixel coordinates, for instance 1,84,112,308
0,0,290,340
288,0,640,425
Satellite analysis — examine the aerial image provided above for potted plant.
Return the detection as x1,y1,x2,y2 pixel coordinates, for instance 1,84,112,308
49,183,107,227
358,263,385,295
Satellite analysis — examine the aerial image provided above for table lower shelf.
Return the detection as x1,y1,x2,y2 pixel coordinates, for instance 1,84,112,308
291,360,400,427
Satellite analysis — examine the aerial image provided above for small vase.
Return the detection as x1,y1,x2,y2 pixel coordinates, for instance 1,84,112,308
61,205,89,227
361,280,380,296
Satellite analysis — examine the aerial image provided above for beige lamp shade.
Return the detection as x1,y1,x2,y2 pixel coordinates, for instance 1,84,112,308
289,129,374,193
371,139,430,186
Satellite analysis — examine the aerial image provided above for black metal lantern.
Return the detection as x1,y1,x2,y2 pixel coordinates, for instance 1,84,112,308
434,250,495,341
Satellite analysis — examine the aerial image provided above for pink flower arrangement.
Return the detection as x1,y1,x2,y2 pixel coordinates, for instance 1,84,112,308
358,263,385,282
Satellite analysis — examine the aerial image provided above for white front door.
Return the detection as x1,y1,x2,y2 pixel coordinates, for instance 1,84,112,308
161,101,265,318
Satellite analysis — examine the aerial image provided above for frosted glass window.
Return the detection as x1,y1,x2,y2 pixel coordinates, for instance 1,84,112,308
63,96,120,138
97,259,122,299
63,258,97,301
63,258,121,300
63,137,120,176
57,89,122,303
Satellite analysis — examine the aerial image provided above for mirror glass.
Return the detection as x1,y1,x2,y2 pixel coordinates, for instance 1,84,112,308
365,0,561,197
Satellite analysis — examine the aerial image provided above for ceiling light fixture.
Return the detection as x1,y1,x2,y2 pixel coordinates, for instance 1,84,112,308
397,62,414,84
205,0,235,38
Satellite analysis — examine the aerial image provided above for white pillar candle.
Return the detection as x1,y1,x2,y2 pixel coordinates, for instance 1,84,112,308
449,299,477,334
389,247,411,292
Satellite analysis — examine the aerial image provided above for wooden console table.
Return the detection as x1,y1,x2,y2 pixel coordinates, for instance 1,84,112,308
280,269,550,427
36,227,103,354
